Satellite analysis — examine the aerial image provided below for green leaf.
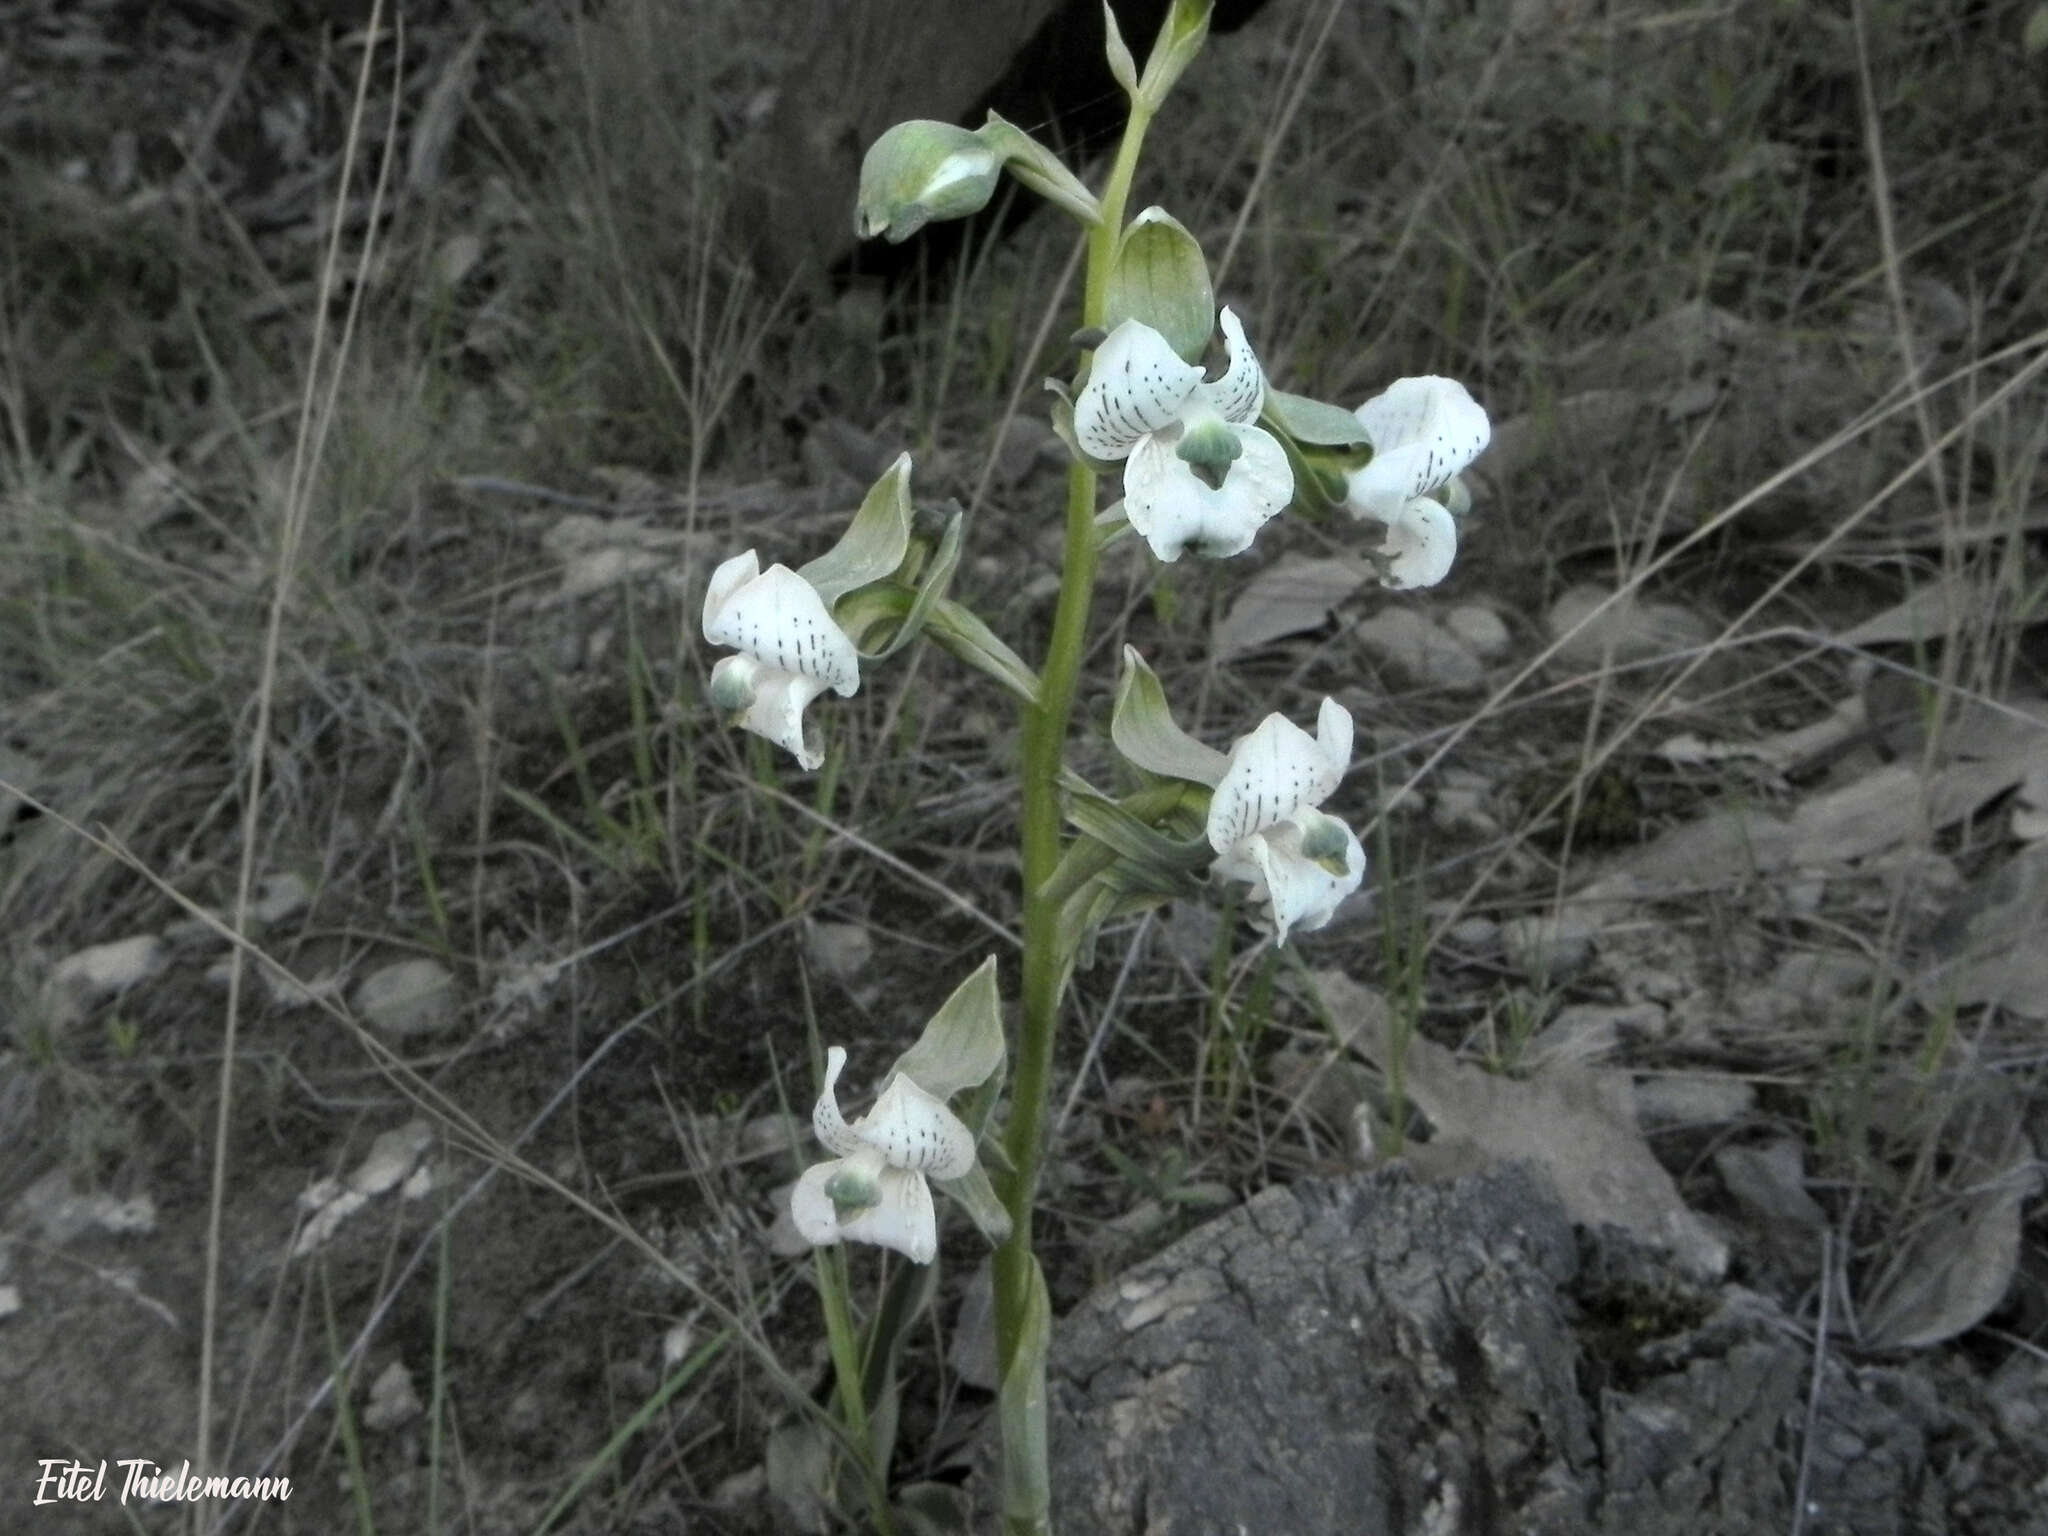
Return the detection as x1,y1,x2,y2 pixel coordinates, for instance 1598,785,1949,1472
997,1257,1053,1528
798,452,914,606
890,955,1006,1100
977,111,1102,228
1102,207,1215,364
2027,4,2048,55
863,1253,940,1421
1111,644,1229,786
1262,387,1369,446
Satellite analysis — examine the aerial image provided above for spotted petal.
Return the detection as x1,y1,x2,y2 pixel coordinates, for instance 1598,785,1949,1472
1375,497,1458,590
1205,697,1353,853
789,1155,940,1264
1345,376,1490,522
1192,307,1265,425
703,560,860,697
855,1073,977,1179
1124,422,1291,562
1073,319,1204,460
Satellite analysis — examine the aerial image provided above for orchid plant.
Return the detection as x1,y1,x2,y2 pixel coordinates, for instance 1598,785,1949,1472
700,5,1490,1531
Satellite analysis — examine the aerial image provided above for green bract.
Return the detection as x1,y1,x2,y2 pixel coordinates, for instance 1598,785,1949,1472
888,955,1005,1101
856,121,1002,243
1102,206,1214,364
798,452,915,606
1111,644,1228,786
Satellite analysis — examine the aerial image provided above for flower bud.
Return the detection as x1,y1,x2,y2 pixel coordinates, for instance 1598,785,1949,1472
856,121,1001,243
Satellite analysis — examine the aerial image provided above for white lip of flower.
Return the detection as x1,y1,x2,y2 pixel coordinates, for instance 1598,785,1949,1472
1343,376,1490,590
1072,308,1293,562
702,550,860,771
789,1046,979,1265
1206,697,1366,943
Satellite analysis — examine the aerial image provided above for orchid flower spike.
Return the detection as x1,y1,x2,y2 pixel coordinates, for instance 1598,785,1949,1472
1207,697,1366,943
702,551,860,771
790,1046,980,1265
1343,376,1490,590
1072,307,1293,562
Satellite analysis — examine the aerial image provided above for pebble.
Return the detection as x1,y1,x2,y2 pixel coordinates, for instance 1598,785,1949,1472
1501,908,1604,979
1632,1073,1757,1128
1444,603,1511,658
1354,608,1485,694
353,958,459,1037
1546,583,1713,668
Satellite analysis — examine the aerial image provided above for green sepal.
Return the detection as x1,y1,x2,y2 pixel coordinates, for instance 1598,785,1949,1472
997,1256,1053,1528
977,111,1101,228
1112,645,1229,786
1103,206,1215,364
830,583,912,658
924,597,1044,707
1064,786,1212,894
889,955,1005,1101
1262,387,1370,446
1040,781,1205,910
1137,0,1213,111
798,452,915,607
826,503,966,663
857,121,1001,244
1270,432,1351,522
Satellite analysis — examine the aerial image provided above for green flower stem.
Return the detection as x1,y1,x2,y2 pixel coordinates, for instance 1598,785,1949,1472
992,95,1157,1536
816,1247,897,1536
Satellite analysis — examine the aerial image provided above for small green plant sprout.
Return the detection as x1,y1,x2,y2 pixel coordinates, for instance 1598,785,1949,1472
1341,375,1492,589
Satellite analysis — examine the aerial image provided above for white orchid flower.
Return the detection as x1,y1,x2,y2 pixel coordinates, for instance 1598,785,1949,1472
789,1045,979,1265
702,551,860,771
1344,376,1490,590
1206,697,1365,943
1072,308,1293,562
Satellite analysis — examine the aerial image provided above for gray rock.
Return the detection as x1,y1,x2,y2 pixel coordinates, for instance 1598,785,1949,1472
978,1163,2024,1535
